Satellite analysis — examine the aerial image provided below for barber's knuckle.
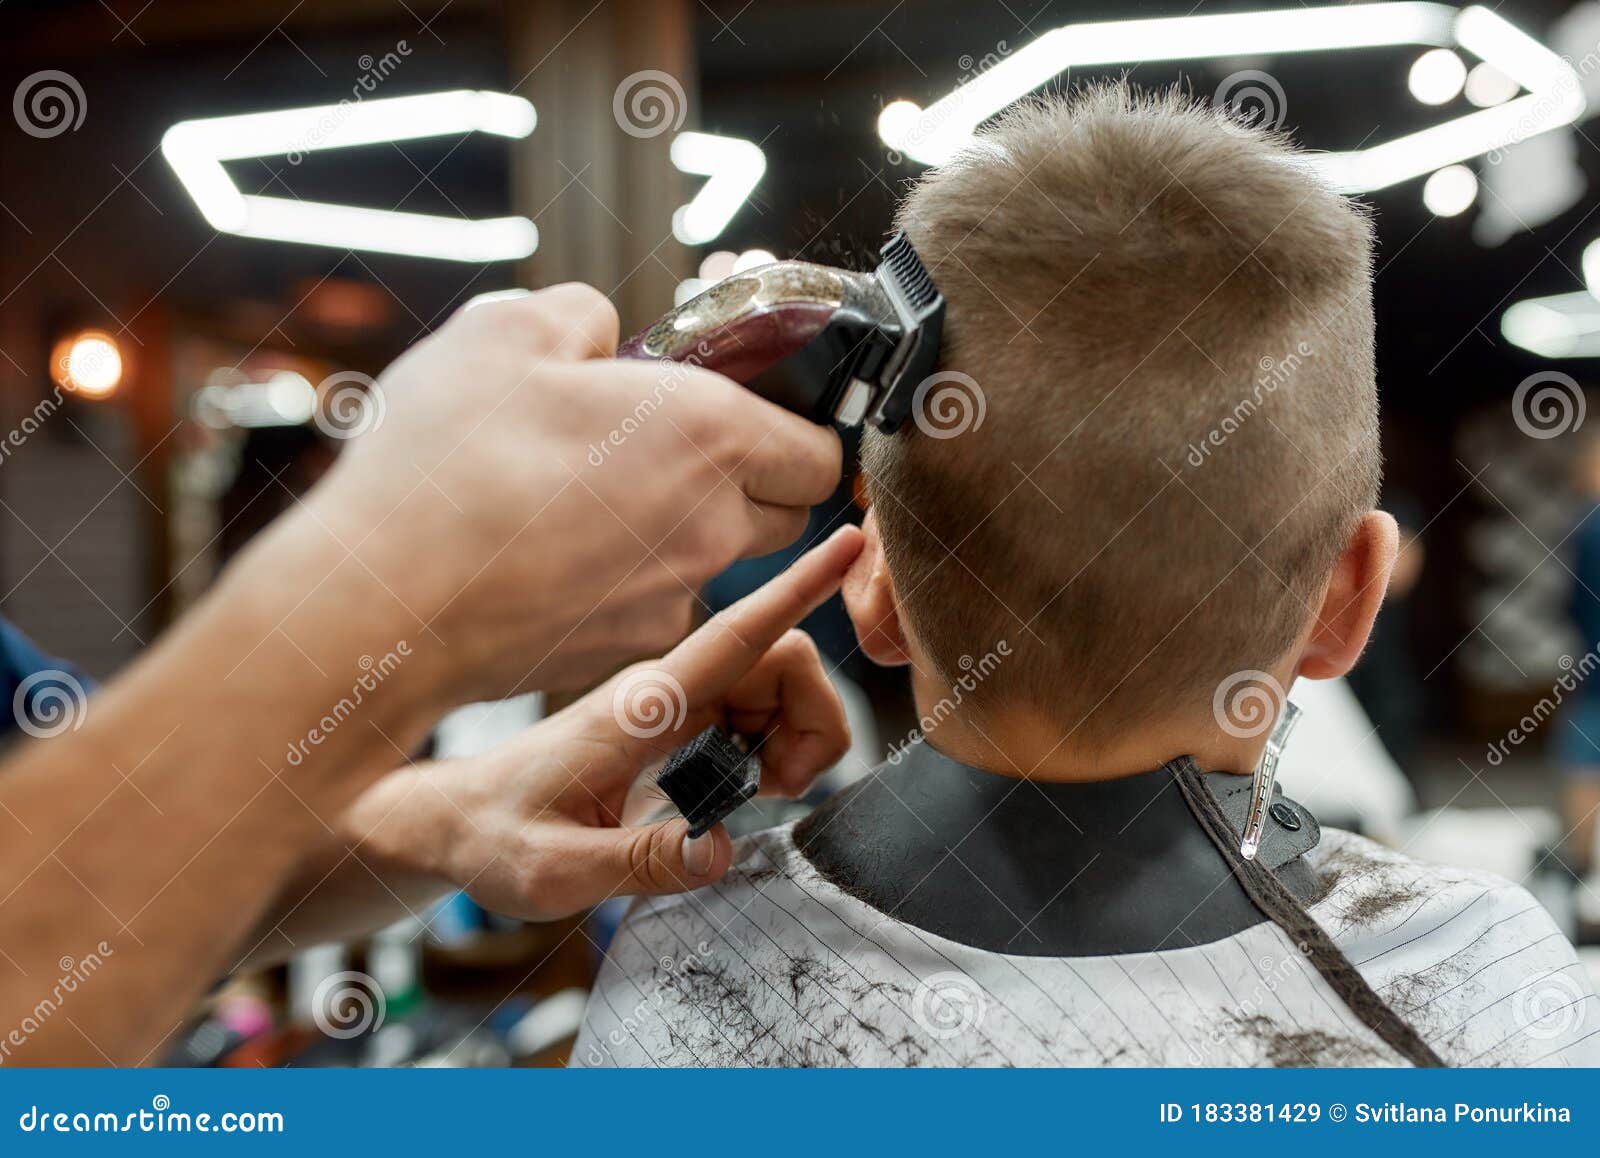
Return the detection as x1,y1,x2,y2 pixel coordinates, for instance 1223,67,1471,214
626,824,678,893
775,628,817,661
541,281,611,316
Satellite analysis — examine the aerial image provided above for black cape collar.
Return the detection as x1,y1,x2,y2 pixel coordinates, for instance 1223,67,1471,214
794,738,1322,957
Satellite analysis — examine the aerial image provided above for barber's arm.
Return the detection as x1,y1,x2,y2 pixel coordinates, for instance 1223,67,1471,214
0,285,842,1064
235,526,861,968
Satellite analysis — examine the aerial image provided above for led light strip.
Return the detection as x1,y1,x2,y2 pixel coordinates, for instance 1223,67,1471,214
876,3,1584,193
670,131,766,246
1502,292,1600,358
162,90,539,262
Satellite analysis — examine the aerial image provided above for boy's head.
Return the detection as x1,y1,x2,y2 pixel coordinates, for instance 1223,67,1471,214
844,84,1394,758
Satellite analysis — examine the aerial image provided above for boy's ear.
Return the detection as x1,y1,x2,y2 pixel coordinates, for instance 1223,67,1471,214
842,509,912,667
1295,510,1400,681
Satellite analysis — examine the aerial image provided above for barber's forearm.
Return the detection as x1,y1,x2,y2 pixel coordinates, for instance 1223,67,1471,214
0,510,443,1064
234,768,457,971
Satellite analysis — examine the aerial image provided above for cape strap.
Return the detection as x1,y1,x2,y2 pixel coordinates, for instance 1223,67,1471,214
1171,759,1447,1069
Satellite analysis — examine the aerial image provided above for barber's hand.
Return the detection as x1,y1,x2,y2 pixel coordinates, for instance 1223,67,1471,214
345,526,862,921
299,284,843,710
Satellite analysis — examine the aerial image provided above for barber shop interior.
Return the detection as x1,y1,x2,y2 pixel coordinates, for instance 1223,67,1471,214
8,0,1600,1077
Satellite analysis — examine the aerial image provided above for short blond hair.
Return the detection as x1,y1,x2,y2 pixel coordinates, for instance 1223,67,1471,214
862,84,1380,748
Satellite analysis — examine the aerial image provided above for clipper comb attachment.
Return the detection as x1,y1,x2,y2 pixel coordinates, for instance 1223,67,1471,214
658,726,762,838
869,232,946,432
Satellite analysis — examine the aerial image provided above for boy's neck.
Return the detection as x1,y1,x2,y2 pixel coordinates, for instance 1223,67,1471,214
908,670,1271,782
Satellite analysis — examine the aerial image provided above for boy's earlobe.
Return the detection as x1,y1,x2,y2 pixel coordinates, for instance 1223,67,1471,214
842,510,912,667
1296,510,1400,681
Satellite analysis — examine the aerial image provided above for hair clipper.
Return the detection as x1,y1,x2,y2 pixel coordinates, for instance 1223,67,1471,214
618,233,944,431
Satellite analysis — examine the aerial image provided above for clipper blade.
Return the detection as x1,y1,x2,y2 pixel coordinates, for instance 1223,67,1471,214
869,232,945,432
658,726,762,838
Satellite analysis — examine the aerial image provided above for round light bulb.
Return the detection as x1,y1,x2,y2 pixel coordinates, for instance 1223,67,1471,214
1408,49,1467,105
1422,164,1478,217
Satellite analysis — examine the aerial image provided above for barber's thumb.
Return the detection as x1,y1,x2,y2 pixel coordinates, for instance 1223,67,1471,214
609,818,733,897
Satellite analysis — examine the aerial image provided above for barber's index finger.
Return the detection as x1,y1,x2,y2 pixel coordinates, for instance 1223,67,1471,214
663,525,863,702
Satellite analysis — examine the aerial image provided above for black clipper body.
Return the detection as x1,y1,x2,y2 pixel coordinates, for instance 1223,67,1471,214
619,233,945,431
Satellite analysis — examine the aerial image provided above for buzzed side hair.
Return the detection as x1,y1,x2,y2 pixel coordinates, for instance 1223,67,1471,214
862,84,1380,749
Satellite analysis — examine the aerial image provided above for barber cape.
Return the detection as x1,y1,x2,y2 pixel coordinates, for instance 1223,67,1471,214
574,742,1600,1067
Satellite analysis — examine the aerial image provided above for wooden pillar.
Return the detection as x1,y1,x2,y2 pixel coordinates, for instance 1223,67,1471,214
508,0,697,333
125,301,174,637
